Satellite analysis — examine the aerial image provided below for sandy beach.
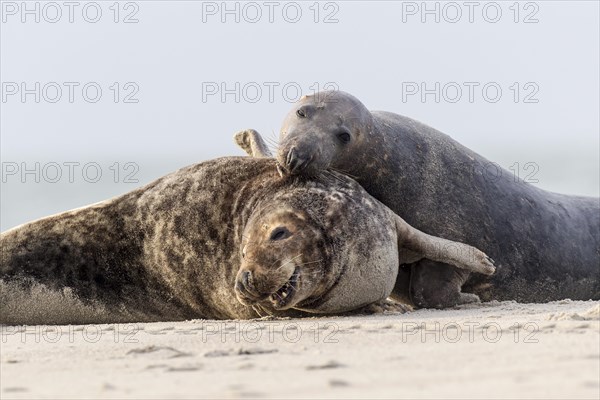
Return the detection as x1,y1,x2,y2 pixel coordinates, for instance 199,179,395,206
1,300,598,399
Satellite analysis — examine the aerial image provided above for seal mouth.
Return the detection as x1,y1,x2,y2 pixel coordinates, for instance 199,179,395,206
269,267,300,309
294,155,313,174
280,146,314,176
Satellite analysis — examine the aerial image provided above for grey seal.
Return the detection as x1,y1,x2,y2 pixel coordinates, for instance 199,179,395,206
0,156,494,325
244,90,599,307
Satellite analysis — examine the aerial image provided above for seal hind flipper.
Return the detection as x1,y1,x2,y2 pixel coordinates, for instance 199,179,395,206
234,129,273,158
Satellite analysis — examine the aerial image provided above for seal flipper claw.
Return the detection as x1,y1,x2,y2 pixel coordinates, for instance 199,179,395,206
477,252,496,275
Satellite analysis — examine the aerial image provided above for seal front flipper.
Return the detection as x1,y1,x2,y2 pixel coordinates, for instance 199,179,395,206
233,129,273,158
393,213,496,276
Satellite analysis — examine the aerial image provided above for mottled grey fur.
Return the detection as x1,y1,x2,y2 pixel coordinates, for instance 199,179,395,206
1,156,494,324
266,90,599,307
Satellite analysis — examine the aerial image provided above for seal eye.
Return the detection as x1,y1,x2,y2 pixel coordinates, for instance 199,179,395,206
337,131,351,144
270,227,290,241
296,108,306,118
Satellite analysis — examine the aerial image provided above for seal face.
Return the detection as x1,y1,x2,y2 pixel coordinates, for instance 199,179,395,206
278,91,374,177
271,90,600,306
235,205,328,311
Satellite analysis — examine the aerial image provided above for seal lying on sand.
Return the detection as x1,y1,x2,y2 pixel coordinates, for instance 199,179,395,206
240,90,599,307
0,157,494,325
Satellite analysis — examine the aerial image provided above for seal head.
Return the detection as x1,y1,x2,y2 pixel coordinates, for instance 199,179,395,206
234,175,402,315
278,91,374,176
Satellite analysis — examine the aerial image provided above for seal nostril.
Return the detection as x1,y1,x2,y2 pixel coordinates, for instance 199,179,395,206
286,147,311,174
235,280,243,292
286,147,296,167
241,270,252,289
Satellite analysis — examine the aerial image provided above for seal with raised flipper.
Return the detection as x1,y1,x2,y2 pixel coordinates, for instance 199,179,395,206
239,90,600,307
0,156,495,324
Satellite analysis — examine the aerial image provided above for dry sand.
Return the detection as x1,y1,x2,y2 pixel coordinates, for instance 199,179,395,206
1,300,598,399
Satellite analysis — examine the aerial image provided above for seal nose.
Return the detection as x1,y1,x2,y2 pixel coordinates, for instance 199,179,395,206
235,269,262,302
285,146,310,174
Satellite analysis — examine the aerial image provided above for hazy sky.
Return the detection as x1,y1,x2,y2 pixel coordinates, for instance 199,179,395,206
1,0,599,231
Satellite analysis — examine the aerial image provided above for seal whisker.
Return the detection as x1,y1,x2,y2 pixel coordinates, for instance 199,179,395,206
268,253,300,270
316,171,333,185
252,304,273,317
265,136,280,147
274,254,303,272
295,259,323,267
292,271,323,279
266,130,280,155
328,170,347,183
329,167,360,180
265,138,280,153
322,170,347,185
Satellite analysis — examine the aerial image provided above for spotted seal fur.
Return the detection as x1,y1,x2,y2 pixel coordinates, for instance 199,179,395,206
1,156,495,324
